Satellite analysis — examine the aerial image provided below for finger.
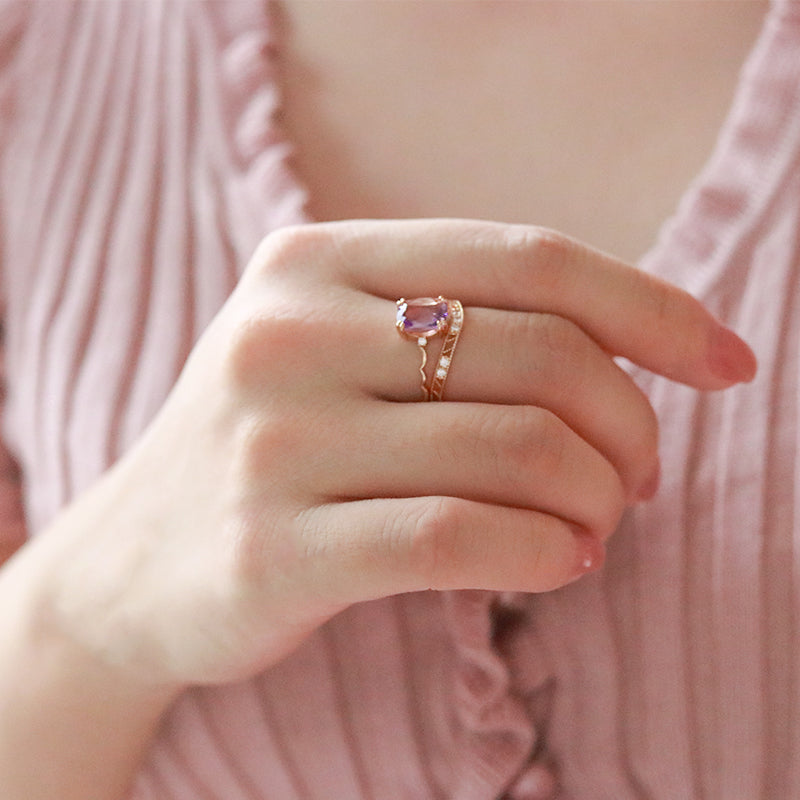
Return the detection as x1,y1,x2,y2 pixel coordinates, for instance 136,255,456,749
272,219,756,389
295,496,606,601
362,304,659,498
292,402,627,540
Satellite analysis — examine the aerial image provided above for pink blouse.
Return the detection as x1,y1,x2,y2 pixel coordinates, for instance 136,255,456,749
2,2,800,798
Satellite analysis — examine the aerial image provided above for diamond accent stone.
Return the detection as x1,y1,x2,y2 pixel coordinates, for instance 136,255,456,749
427,299,463,401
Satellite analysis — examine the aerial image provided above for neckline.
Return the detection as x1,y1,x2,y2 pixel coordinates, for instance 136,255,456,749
265,1,788,285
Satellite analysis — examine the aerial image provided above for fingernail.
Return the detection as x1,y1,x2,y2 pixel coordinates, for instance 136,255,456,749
708,325,757,384
571,532,606,582
636,462,661,502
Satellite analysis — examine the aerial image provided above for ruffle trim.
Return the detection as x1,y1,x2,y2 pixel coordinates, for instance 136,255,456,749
639,0,800,311
443,591,556,798
0,320,26,566
208,0,310,265
0,2,29,565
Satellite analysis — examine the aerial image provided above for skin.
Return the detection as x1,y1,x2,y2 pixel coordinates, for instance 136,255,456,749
278,0,767,261
0,219,756,798
0,2,767,796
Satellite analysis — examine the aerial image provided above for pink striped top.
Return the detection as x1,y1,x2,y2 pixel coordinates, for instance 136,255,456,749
2,2,800,798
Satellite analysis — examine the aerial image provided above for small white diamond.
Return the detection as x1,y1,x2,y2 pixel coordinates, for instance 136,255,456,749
440,356,451,368
437,368,447,378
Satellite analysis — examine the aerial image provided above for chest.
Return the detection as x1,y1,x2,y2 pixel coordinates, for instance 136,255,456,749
278,0,766,262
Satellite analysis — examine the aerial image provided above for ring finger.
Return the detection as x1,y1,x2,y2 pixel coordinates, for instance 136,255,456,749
354,296,659,499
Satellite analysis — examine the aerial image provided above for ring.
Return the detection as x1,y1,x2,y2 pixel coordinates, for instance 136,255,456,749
396,296,464,401
429,299,463,401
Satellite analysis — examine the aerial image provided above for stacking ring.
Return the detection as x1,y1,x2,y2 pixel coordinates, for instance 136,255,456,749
396,296,464,401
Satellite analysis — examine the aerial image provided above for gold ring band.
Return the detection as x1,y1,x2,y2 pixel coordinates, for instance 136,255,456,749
428,300,463,401
395,296,463,401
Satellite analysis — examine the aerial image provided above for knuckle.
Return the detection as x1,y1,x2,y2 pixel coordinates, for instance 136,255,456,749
403,497,464,589
473,406,568,497
221,426,308,581
500,225,573,296
616,386,660,492
223,310,317,392
233,413,298,480
634,400,660,468
593,480,628,541
504,407,568,480
247,224,334,280
525,226,572,264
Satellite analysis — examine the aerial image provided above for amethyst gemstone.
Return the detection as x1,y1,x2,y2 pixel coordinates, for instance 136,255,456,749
396,297,449,339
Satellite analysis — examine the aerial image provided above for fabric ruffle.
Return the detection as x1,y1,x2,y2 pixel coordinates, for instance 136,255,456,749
209,0,310,268
0,322,25,567
0,0,29,565
442,591,558,798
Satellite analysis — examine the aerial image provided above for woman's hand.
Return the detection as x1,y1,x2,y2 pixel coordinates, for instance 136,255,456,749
24,219,756,689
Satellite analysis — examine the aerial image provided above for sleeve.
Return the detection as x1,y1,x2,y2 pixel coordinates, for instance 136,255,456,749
0,1,30,566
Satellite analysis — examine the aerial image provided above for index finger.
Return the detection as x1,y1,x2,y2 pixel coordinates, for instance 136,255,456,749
315,218,757,390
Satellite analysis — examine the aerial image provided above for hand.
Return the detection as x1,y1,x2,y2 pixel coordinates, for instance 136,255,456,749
30,219,756,689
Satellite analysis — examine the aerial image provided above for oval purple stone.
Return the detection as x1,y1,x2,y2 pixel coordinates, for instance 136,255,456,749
396,297,449,339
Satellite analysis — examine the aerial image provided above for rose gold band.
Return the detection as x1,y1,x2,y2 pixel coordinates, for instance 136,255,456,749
415,338,429,401
428,300,463,401
395,296,464,401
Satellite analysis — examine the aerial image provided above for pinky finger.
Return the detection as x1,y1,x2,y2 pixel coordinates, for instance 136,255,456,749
296,497,605,604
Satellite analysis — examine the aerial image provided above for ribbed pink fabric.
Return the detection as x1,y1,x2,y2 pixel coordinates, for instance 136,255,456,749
0,0,25,569
1,1,800,798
